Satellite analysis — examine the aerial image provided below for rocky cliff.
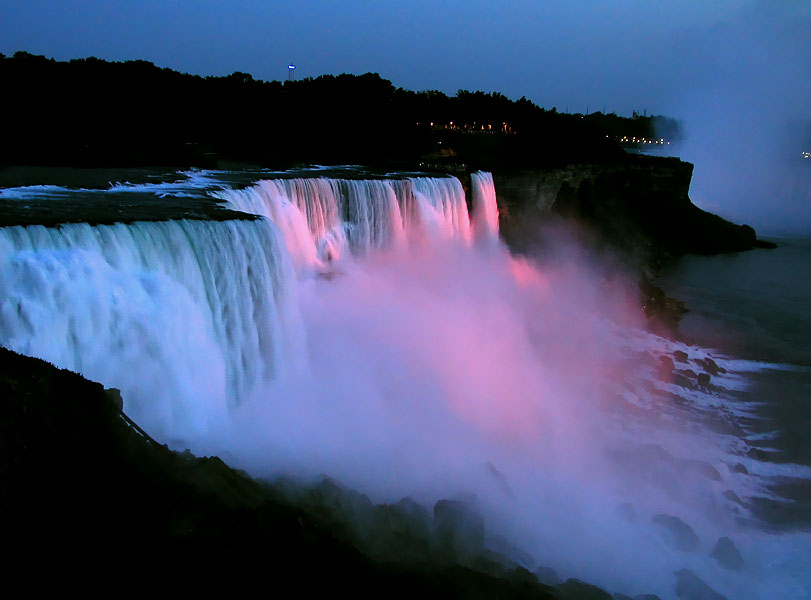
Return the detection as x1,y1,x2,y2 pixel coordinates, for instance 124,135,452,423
492,155,774,331
496,156,772,268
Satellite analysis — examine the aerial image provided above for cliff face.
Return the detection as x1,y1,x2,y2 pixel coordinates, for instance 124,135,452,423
494,156,770,273
492,156,773,333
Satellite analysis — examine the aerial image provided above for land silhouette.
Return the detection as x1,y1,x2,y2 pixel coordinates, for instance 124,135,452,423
0,51,680,170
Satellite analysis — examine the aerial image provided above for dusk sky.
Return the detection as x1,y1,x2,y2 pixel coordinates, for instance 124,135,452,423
2,0,809,230
0,1,805,116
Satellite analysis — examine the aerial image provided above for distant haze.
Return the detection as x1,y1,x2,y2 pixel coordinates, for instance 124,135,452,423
2,0,809,231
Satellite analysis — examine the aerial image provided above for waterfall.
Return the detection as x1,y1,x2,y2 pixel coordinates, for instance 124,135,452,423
1,169,808,598
214,174,475,270
0,218,302,439
471,171,500,246
0,172,487,436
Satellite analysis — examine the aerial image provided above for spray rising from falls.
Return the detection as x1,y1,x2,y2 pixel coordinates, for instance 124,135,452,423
0,171,808,598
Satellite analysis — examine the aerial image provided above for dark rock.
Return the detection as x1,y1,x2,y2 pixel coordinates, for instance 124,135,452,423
635,596,663,600
535,566,562,586
683,459,722,482
696,373,711,387
722,490,743,505
658,355,675,378
680,369,697,379
730,462,748,475
557,578,613,600
674,569,728,600
710,537,744,570
673,350,689,363
104,387,124,410
1,346,566,597
695,358,724,376
433,498,485,559
652,514,701,552
672,374,694,388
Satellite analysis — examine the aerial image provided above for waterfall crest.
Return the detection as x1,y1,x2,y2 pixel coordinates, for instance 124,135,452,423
215,175,475,271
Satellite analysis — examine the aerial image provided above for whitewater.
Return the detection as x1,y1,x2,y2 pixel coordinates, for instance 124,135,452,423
0,169,808,598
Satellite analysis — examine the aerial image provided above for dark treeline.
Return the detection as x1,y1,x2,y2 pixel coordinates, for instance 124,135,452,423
0,52,681,170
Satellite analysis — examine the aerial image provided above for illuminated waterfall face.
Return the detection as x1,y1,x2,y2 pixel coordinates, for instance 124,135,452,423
0,171,808,599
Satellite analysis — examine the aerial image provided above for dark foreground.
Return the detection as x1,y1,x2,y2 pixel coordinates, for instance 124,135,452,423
3,346,660,598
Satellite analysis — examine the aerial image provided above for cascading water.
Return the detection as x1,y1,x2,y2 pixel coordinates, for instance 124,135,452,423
471,171,500,246
0,218,302,439
0,170,807,599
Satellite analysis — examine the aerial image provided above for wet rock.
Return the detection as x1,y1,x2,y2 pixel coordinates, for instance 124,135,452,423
613,594,634,600
710,537,744,570
683,459,722,482
658,355,675,378
722,489,743,505
674,569,728,600
652,514,700,552
534,566,562,586
696,373,711,387
672,374,694,388
557,578,612,600
730,462,748,475
695,357,725,376
680,369,697,379
673,350,689,363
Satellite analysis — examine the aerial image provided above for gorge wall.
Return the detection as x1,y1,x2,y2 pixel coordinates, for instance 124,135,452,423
492,156,772,274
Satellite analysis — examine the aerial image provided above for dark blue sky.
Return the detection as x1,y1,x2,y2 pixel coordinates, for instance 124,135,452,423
1,0,798,115
2,1,809,230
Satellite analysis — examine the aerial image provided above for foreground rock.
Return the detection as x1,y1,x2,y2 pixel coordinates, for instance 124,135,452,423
2,346,617,597
674,569,728,600
652,514,701,552
710,537,744,570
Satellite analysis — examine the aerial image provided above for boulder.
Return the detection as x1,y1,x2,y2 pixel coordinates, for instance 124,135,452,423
710,537,744,570
722,489,743,505
696,373,711,387
673,350,689,363
730,462,748,475
695,357,725,376
658,355,675,379
674,569,728,600
652,514,700,552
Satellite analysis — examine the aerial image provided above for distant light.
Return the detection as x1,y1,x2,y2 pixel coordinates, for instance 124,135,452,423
288,64,296,70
